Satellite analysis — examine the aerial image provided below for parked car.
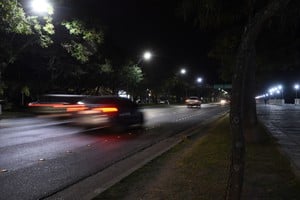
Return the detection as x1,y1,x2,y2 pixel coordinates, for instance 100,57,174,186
73,96,144,130
185,96,201,108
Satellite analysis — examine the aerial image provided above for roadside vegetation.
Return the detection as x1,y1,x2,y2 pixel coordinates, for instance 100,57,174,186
94,115,300,200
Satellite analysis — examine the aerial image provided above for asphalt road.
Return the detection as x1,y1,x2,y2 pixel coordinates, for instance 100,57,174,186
0,104,228,200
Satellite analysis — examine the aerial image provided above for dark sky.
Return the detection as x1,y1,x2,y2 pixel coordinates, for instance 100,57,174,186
62,0,220,84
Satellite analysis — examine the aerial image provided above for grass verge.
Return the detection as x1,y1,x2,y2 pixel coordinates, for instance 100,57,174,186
94,115,300,200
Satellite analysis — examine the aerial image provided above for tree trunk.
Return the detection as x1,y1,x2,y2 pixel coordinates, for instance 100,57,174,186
243,46,260,142
226,1,291,199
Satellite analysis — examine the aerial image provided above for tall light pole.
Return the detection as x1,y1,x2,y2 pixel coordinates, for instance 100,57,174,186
196,77,203,97
179,68,188,97
136,51,152,103
278,85,284,99
295,84,299,99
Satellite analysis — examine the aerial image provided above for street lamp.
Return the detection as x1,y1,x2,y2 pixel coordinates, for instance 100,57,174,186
179,68,188,97
294,84,299,99
143,51,152,61
196,77,203,83
137,51,152,65
31,0,53,15
277,85,283,99
180,68,187,75
196,77,203,98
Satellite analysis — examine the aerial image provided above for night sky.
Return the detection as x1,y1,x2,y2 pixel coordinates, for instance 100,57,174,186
53,0,299,98
61,0,220,84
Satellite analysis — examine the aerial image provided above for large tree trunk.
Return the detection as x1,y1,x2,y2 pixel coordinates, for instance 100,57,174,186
226,0,291,199
243,46,259,142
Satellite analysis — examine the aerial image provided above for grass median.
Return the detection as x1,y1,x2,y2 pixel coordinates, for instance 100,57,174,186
94,115,300,200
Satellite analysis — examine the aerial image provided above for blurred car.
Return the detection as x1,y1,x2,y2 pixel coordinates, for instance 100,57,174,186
158,98,169,104
73,96,144,130
220,99,227,105
28,94,87,115
185,96,201,108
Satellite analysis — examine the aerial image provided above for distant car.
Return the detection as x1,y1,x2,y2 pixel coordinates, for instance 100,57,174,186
158,99,169,104
185,96,201,108
220,99,227,105
73,96,144,130
28,94,87,115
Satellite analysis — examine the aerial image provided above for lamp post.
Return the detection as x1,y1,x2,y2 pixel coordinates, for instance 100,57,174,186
135,51,152,103
295,84,299,99
179,68,188,98
277,85,283,99
196,77,203,97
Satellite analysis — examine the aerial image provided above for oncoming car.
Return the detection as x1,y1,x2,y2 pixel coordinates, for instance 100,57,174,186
185,96,201,108
73,96,144,130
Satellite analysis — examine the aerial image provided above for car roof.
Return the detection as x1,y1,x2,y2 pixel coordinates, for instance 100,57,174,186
80,96,133,104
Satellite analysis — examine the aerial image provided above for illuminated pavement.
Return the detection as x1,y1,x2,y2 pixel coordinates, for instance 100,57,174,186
257,104,300,177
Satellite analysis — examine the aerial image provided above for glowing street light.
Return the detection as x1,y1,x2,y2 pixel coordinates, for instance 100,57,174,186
31,0,53,15
294,84,299,99
143,51,152,61
137,51,152,65
180,68,187,75
277,85,284,99
196,77,203,83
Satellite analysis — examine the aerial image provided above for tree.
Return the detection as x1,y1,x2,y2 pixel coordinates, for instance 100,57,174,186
61,20,103,63
0,0,54,100
180,0,299,199
120,63,144,97
0,1,105,105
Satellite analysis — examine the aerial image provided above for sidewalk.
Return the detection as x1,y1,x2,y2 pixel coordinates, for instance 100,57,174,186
257,104,300,178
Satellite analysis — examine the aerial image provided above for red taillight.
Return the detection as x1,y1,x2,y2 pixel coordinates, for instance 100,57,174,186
66,105,88,112
92,107,118,113
28,102,87,112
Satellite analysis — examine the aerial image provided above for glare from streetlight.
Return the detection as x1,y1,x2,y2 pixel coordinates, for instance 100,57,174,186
180,68,186,75
31,0,53,15
294,84,299,90
143,51,152,60
196,77,203,83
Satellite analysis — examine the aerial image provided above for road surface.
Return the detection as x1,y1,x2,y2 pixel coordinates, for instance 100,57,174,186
0,104,228,200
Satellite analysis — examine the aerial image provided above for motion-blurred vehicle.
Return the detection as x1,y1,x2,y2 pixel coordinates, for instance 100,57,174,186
73,96,144,130
185,96,201,108
28,94,87,115
158,98,169,104
220,99,227,105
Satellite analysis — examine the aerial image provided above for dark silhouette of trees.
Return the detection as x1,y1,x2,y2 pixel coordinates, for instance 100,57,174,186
180,0,299,199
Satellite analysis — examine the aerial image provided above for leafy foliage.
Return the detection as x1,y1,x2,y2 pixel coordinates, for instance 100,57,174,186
0,0,55,47
61,20,103,63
